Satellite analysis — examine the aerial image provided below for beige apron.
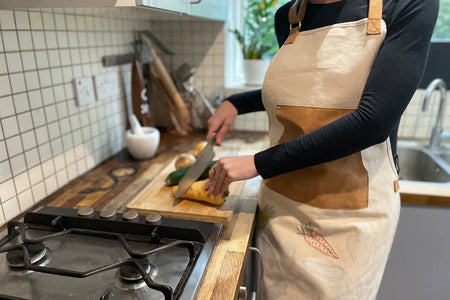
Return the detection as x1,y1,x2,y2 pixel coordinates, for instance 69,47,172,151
256,0,400,299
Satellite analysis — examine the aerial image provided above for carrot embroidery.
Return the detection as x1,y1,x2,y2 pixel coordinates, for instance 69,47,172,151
297,223,340,259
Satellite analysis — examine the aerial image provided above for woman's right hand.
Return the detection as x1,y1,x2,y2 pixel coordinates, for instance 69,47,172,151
206,100,238,145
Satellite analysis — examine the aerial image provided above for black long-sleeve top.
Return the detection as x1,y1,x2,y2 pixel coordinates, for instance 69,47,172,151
228,0,439,179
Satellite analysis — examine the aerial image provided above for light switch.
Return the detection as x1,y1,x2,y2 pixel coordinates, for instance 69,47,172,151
94,72,119,100
74,76,95,106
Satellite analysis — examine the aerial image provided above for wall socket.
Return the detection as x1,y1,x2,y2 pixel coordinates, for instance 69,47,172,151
74,77,96,106
94,72,120,100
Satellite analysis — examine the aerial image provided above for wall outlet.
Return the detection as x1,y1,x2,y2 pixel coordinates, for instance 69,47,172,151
94,72,120,100
74,77,95,106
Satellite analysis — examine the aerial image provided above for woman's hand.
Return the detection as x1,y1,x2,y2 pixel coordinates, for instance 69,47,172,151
206,155,259,196
206,100,238,145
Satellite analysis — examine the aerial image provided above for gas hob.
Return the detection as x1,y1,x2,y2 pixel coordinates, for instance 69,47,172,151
0,206,222,300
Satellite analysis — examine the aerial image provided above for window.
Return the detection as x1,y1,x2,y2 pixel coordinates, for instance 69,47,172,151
225,0,290,87
432,0,450,41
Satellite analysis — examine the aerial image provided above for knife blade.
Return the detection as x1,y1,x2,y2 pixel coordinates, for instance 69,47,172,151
175,133,216,199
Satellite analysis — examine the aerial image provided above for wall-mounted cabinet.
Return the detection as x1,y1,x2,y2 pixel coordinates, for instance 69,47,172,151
0,0,228,21
140,0,190,15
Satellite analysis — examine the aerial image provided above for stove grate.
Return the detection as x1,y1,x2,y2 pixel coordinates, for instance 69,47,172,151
0,220,202,300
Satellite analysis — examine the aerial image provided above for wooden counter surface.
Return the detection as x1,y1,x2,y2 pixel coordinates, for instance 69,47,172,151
400,182,450,207
1,130,269,300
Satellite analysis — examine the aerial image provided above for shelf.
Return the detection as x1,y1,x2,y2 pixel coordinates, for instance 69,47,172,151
0,0,228,22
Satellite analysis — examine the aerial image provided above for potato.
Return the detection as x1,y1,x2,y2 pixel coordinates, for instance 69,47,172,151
175,153,196,170
193,141,207,157
171,180,227,206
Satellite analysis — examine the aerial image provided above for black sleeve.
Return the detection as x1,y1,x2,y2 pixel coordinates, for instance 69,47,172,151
227,90,264,114
254,0,439,179
225,2,293,115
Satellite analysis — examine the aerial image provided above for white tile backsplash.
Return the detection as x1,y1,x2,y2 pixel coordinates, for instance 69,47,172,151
6,52,22,73
18,31,33,50
17,188,34,211
0,10,15,30
38,143,52,162
21,52,36,71
31,181,46,203
25,148,40,168
42,12,55,30
2,31,19,51
0,204,4,225
35,51,49,69
10,154,26,176
0,160,11,182
0,96,15,118
17,112,33,132
1,116,19,138
0,75,11,97
0,178,15,203
0,53,7,74
40,87,53,105
14,93,30,113
38,69,52,87
0,140,6,161
28,165,43,186
21,131,37,151
29,11,43,30
13,170,29,194
10,72,26,93
15,11,30,30
32,31,46,50
5,135,23,157
44,174,57,195
2,197,20,220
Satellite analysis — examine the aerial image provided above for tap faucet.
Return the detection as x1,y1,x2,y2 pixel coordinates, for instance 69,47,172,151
422,78,449,150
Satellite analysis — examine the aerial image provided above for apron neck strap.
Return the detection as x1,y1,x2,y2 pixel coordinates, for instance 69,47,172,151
367,0,383,35
288,0,383,35
288,0,308,29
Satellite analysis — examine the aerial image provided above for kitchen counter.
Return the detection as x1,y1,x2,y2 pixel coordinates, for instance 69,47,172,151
1,130,269,300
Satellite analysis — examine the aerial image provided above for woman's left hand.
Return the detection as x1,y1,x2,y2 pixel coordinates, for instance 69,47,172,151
206,155,259,196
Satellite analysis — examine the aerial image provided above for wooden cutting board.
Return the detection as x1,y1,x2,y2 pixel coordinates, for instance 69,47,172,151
126,135,268,224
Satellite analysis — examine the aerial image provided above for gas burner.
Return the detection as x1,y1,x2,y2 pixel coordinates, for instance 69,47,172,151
6,243,47,268
119,259,157,282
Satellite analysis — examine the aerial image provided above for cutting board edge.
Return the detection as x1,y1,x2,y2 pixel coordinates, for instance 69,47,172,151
125,207,232,224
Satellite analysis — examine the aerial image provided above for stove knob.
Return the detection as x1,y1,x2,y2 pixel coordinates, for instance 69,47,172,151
77,207,94,217
145,214,162,223
100,208,116,219
122,211,139,222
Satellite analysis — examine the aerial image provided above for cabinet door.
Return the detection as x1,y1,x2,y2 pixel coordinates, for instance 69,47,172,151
190,0,228,21
140,0,190,14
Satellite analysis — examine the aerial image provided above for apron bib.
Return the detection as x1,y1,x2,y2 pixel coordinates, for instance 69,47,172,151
256,0,400,299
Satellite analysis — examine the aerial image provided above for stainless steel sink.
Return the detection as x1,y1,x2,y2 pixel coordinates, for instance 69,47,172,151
397,143,450,183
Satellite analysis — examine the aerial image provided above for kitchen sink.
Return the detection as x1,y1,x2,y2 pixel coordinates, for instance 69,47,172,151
397,143,450,183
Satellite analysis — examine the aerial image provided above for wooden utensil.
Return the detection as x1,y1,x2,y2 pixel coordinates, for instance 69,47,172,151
150,48,192,132
131,55,154,127
149,71,189,135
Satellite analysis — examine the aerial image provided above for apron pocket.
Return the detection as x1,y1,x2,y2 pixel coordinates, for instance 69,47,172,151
266,105,369,210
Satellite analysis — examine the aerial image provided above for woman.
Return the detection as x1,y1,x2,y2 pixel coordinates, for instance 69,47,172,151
206,0,438,299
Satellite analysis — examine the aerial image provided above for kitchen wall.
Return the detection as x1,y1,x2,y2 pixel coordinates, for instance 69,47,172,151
0,8,226,225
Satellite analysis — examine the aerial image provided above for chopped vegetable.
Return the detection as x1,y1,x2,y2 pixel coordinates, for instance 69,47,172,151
193,141,208,157
175,153,196,170
165,160,217,186
171,180,228,205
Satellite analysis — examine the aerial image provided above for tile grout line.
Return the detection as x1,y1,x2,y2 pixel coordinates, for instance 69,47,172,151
1,9,22,215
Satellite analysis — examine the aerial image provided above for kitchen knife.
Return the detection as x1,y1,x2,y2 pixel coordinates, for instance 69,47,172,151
175,133,216,199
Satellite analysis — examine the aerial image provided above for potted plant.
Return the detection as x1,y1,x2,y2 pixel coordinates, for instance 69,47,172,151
231,0,283,85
